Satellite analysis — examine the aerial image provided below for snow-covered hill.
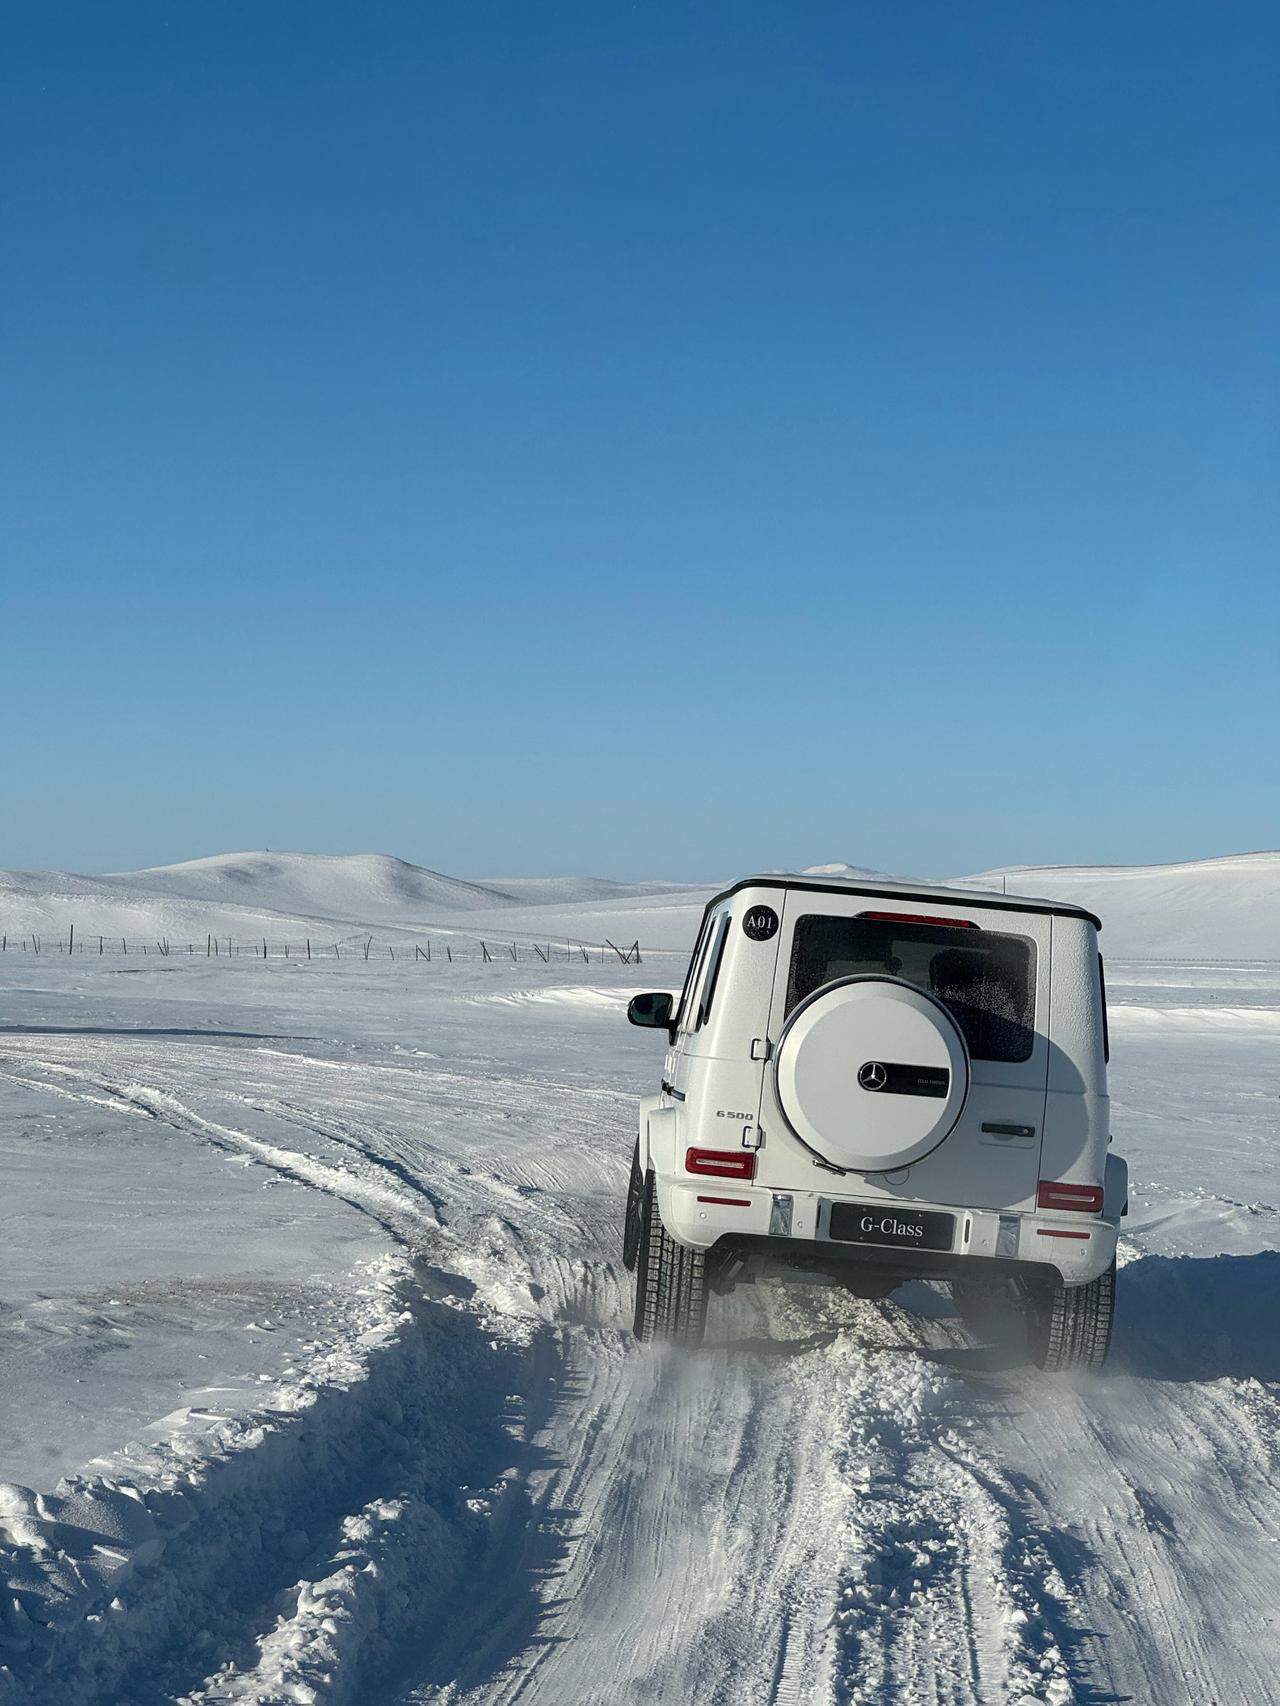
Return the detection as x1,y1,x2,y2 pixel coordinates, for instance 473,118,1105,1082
476,875,707,906
111,851,520,921
0,853,715,949
964,851,1280,958
0,848,1276,959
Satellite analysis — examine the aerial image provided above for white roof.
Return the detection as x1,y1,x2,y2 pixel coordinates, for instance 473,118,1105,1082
712,872,1102,930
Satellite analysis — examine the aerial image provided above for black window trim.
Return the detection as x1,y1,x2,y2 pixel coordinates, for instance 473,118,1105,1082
675,914,715,1032
695,912,732,1030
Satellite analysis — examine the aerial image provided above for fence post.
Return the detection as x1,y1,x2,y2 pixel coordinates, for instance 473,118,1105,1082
69,923,74,956
446,944,453,962
481,941,491,963
307,939,311,960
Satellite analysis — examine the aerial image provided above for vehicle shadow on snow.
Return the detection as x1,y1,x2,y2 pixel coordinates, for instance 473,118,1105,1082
717,1329,843,1359
1112,1250,1280,1383
901,1251,1280,1384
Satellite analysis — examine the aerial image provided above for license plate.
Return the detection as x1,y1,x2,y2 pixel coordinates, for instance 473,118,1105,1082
828,1201,955,1252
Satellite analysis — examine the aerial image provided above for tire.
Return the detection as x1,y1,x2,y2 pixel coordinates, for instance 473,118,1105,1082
622,1140,644,1272
1025,1261,1116,1372
632,1171,708,1347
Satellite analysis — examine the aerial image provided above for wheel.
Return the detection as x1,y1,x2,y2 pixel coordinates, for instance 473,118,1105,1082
1025,1261,1116,1372
632,1171,708,1347
622,1140,644,1271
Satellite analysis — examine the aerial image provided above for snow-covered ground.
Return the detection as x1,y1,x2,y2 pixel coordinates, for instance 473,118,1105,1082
2,853,1279,1704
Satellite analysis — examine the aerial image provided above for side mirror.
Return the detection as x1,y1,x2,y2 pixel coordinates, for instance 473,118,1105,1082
627,991,675,1036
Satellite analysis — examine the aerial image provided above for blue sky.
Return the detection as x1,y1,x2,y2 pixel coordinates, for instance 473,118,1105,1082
3,2,1276,880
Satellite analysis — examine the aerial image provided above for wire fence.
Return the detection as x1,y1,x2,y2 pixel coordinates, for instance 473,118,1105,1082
0,927,645,965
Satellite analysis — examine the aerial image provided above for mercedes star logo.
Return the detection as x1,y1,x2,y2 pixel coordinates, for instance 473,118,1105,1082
858,1061,888,1092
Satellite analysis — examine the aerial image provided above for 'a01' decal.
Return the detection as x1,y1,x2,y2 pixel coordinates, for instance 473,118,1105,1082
742,906,779,942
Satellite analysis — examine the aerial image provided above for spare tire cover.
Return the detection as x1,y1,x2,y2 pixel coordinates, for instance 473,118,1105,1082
774,976,970,1172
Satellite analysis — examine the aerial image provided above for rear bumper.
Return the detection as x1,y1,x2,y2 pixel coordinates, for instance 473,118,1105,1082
657,1178,1118,1286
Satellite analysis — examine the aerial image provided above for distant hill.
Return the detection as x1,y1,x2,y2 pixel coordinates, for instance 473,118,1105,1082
800,863,889,881
1,849,1275,960
963,852,1280,959
0,852,717,950
476,875,708,906
110,851,520,922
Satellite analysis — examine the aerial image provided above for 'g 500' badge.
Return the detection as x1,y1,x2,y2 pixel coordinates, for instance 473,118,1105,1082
742,906,779,941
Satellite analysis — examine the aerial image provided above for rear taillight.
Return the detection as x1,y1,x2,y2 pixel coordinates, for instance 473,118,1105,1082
685,1147,756,1181
1037,1180,1104,1213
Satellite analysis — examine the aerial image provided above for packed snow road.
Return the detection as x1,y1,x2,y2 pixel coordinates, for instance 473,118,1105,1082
2,955,1280,1704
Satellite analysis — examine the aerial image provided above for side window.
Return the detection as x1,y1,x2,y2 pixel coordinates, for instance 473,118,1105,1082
681,910,727,1034
676,916,714,1032
694,912,732,1030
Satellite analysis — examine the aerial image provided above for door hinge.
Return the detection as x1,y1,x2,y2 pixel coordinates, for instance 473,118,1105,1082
750,1037,772,1062
742,1125,763,1151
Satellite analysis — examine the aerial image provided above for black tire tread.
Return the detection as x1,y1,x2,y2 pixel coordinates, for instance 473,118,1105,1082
622,1141,644,1272
632,1172,707,1347
1031,1260,1116,1371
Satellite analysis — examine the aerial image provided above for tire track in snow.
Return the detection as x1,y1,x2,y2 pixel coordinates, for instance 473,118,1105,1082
0,1033,630,1256
0,1259,558,1706
987,1363,1280,1706
0,1028,1196,1706
0,1055,445,1250
394,1281,1095,1706
0,1030,640,1705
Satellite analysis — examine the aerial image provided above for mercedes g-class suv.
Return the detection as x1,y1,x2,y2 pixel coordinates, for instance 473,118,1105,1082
623,872,1125,1370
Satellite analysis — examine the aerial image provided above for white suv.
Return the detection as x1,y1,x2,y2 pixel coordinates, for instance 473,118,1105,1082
623,872,1125,1370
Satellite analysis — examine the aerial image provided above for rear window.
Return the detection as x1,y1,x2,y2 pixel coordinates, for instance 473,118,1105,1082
786,914,1037,1063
